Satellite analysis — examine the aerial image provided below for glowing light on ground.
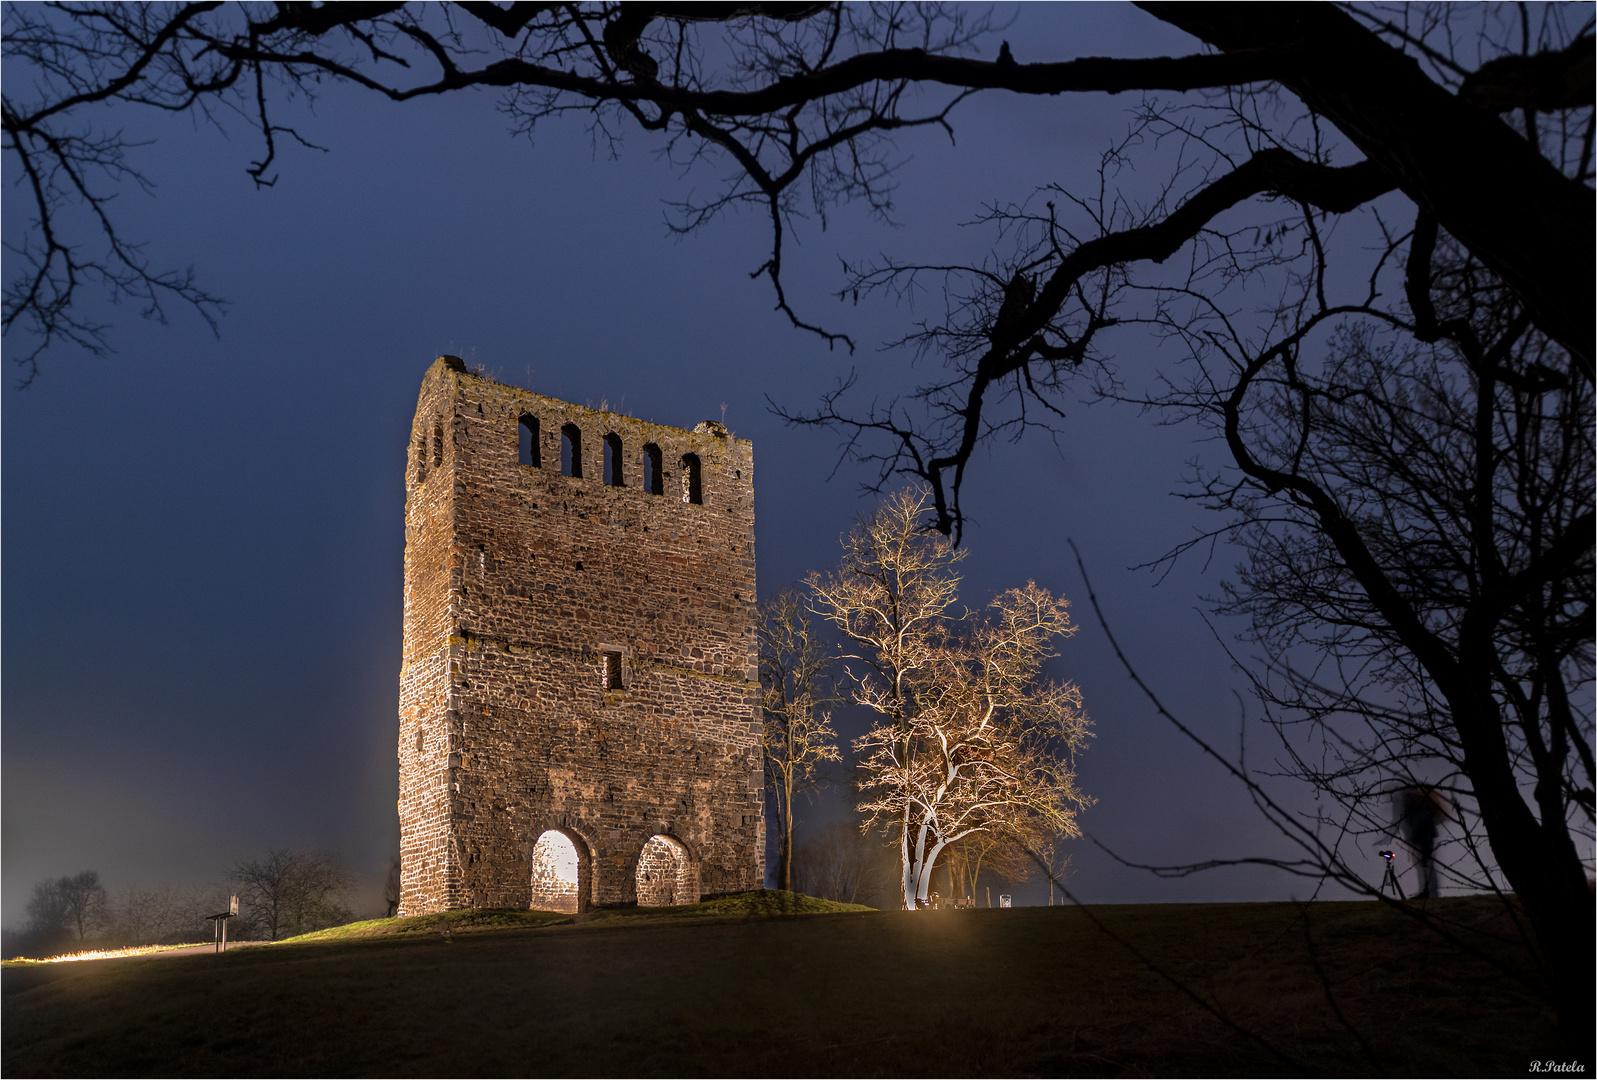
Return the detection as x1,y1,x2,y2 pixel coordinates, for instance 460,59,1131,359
7,944,200,964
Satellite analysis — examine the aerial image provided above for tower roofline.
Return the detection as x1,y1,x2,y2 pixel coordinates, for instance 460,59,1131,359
425,355,748,449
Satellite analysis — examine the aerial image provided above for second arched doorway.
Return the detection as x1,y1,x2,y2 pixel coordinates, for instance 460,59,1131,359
635,834,698,906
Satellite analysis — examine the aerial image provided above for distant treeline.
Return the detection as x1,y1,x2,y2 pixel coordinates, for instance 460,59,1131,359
5,850,368,959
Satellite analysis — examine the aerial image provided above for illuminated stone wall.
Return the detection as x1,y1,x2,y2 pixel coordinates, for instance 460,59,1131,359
397,356,764,915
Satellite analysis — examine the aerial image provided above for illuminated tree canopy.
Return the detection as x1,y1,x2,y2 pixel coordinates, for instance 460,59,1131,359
811,487,1091,911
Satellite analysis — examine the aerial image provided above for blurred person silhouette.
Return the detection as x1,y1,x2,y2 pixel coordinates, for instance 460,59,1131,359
1394,786,1452,898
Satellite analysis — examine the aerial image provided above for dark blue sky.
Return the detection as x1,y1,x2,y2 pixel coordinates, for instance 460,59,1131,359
3,6,1357,921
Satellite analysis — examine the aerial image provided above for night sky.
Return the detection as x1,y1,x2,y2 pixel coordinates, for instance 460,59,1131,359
4,6,1363,923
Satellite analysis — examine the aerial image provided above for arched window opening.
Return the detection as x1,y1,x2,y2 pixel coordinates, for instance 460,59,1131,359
432,421,444,468
680,453,702,505
530,830,582,914
561,423,583,479
603,433,624,487
635,834,698,907
519,414,541,468
643,444,663,496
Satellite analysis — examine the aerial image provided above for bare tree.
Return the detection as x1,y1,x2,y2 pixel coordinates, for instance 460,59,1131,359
56,870,110,943
107,884,181,947
232,849,353,942
20,870,110,954
811,487,1092,909
792,821,895,906
21,879,70,955
1028,832,1074,907
758,587,842,892
1160,259,1595,1021
943,829,1039,907
22,878,67,938
105,882,245,946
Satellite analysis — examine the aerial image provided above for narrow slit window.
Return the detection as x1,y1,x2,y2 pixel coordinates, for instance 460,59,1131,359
432,421,444,467
643,444,663,495
681,453,702,505
561,423,583,479
604,433,624,487
602,651,623,691
519,415,541,468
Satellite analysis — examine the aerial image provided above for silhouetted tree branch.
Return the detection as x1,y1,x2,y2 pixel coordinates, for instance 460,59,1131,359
5,4,1589,377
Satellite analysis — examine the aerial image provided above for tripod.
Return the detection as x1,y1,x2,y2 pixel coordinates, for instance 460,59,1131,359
1379,852,1406,899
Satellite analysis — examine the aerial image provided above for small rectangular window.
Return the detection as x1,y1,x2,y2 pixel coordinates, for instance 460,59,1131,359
603,433,624,487
561,423,583,479
643,444,663,495
681,453,702,505
602,651,623,691
519,415,541,467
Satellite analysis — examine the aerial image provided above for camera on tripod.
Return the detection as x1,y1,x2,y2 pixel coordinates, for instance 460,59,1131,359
1378,849,1404,898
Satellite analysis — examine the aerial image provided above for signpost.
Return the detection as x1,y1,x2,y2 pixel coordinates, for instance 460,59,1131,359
206,895,240,953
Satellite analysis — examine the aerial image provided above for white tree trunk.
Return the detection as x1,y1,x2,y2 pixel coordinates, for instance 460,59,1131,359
914,840,948,907
899,808,915,909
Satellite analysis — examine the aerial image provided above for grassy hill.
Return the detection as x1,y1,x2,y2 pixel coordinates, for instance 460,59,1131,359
1,892,1557,1077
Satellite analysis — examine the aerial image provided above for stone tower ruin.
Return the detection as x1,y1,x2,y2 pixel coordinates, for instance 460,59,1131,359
397,356,764,915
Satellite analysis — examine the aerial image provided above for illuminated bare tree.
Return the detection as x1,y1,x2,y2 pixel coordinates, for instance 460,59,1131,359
758,586,841,892
811,488,1091,910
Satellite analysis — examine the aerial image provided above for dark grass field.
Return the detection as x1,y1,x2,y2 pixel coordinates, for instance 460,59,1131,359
1,892,1558,1077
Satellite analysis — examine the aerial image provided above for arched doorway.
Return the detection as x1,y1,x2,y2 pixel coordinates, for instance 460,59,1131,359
529,829,584,913
635,834,698,906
